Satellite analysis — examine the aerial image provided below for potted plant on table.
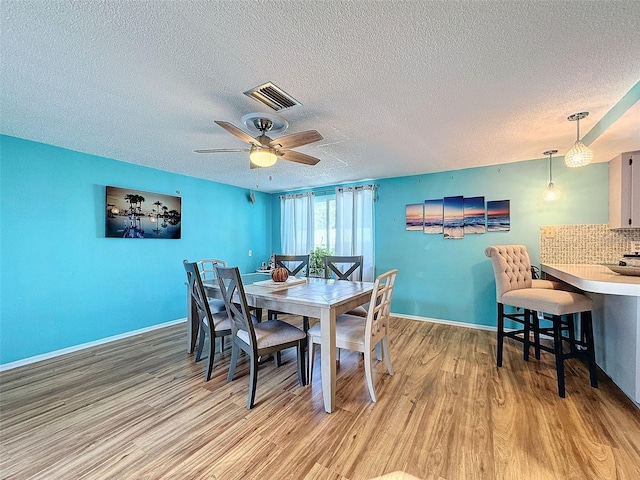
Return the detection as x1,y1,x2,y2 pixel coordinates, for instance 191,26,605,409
309,246,332,277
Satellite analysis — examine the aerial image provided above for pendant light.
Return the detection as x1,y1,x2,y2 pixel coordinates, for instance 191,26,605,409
543,149,561,201
564,112,593,167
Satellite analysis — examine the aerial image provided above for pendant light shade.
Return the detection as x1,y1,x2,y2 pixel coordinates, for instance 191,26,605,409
543,149,561,202
543,183,561,202
564,112,593,168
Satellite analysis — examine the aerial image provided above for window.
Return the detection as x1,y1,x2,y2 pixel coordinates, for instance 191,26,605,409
281,186,375,280
314,194,335,252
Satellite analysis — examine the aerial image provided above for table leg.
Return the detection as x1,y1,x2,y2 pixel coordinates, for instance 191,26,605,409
320,308,337,413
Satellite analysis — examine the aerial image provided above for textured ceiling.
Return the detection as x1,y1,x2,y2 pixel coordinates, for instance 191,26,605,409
1,1,639,193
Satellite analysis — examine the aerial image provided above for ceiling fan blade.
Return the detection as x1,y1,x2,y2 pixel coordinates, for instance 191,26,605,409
194,148,250,153
270,130,323,149
279,150,321,166
214,121,260,146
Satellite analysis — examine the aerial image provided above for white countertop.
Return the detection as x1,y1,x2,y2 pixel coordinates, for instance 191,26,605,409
542,263,640,296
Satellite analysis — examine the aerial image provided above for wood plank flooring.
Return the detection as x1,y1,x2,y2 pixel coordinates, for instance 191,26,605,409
1,317,639,479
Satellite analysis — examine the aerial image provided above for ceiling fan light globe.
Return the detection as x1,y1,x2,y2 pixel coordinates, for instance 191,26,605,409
250,147,277,167
564,141,593,168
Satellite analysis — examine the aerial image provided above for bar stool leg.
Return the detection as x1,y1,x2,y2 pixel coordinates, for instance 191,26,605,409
582,311,598,388
523,309,531,361
567,313,577,355
552,314,566,398
497,303,505,367
533,311,541,360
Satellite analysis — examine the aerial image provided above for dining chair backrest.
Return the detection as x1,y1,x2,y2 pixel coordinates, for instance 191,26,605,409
275,254,310,277
214,265,257,347
324,255,363,281
197,258,227,281
184,260,214,325
366,269,398,341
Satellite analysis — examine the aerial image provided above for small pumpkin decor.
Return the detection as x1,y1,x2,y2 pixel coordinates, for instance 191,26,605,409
271,267,289,283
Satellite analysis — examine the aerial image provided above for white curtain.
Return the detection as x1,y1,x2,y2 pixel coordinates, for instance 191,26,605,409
335,185,376,281
280,192,315,255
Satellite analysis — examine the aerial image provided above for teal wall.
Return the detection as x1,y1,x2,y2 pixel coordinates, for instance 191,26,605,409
273,158,608,326
375,159,607,325
0,135,610,365
0,136,272,364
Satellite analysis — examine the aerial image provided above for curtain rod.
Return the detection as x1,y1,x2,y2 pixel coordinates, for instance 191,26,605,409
279,184,377,199
318,184,378,195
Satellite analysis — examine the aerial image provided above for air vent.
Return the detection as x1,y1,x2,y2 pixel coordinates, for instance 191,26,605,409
243,82,301,111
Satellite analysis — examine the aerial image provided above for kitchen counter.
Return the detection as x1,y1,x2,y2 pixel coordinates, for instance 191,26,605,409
542,263,640,296
541,263,640,407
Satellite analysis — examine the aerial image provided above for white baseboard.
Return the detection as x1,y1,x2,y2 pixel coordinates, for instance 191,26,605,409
393,312,498,332
394,313,553,340
1,314,498,372
0,318,186,372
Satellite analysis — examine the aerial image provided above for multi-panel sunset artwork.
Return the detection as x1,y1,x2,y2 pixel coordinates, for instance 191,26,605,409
406,196,509,238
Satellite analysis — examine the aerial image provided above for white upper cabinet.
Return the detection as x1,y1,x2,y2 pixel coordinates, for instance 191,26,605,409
609,150,640,229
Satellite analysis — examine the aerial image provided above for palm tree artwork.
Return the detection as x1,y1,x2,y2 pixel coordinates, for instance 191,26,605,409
105,186,181,239
123,194,146,238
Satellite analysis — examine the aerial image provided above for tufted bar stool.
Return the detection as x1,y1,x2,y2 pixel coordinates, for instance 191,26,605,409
485,245,598,397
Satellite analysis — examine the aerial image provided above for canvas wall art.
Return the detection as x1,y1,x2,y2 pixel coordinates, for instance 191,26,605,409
443,196,464,239
487,199,510,232
406,194,510,239
405,203,424,230
105,186,182,239
423,199,444,234
463,196,485,234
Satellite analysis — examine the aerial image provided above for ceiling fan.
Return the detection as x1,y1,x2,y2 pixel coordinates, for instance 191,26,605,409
195,114,323,168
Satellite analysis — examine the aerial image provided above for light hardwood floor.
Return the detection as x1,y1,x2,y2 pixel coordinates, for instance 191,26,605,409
1,317,639,480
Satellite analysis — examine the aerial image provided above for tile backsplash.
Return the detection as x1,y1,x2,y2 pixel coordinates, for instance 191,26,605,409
540,224,640,264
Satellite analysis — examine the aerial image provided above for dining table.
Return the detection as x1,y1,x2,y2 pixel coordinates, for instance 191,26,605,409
198,273,374,413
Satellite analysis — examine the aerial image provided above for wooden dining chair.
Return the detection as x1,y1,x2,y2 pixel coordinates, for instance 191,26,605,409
196,258,228,316
324,255,363,281
324,255,368,317
215,265,307,409
274,254,310,277
185,258,228,354
268,254,311,332
307,269,398,402
183,260,232,381
197,258,227,281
